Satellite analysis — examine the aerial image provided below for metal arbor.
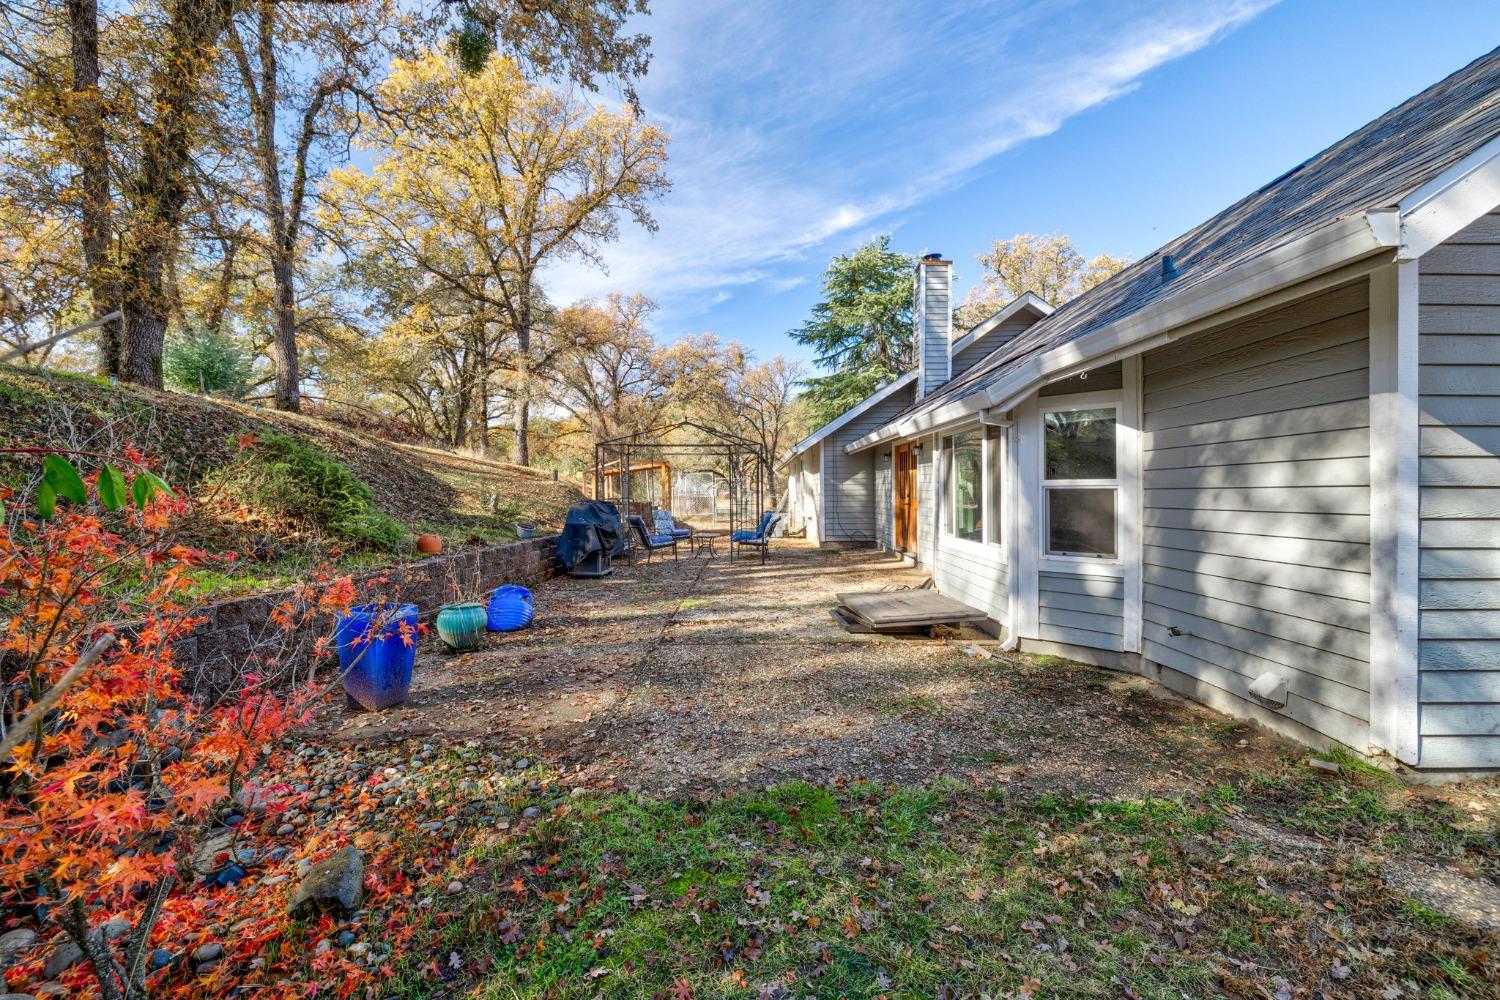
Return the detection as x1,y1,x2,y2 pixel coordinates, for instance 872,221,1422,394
592,421,771,559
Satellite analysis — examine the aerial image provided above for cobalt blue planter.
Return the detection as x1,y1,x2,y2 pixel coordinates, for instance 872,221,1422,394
486,585,534,632
335,602,419,710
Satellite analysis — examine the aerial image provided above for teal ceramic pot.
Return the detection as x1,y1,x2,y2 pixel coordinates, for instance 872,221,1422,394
435,602,487,652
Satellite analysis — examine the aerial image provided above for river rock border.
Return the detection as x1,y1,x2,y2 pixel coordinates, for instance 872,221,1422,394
179,535,559,694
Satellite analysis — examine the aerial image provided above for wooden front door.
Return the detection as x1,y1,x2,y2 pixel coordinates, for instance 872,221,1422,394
893,443,918,552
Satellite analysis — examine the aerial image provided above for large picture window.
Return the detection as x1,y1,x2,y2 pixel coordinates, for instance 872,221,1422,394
1043,406,1117,558
945,429,983,541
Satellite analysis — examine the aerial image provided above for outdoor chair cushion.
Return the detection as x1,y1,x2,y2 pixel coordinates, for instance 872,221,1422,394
627,515,678,549
731,511,777,543
652,509,692,538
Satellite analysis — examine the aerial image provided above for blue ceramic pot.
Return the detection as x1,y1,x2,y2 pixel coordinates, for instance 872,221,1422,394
486,585,534,632
335,603,418,710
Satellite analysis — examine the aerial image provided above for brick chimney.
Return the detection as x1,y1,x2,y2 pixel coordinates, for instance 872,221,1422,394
914,253,952,400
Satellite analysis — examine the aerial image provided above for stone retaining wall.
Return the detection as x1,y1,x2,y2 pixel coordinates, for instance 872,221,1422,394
181,535,559,694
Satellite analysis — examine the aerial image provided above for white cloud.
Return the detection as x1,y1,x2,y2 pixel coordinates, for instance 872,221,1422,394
541,0,1278,322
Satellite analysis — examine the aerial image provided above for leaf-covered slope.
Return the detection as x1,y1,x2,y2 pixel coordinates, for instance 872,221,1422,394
0,367,582,539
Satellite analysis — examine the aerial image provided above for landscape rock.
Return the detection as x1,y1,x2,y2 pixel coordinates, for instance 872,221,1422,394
0,929,37,966
192,943,223,965
42,943,83,979
191,829,234,876
1307,758,1340,775
289,847,365,916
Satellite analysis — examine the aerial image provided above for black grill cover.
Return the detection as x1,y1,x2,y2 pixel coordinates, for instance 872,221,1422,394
556,500,625,569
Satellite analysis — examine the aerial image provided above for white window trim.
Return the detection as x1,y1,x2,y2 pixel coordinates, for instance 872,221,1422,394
936,421,1008,555
1038,391,1126,572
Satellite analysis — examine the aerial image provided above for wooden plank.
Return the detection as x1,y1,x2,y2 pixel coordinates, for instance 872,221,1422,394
1145,506,1369,544
1420,704,1500,736
1419,364,1500,394
1421,519,1500,547
1144,543,1370,602
1417,242,1500,274
1036,621,1123,652
1145,457,1370,490
1146,526,1368,573
1143,282,1367,377
1145,428,1368,472
1143,605,1371,692
1145,563,1369,632
836,589,987,627
1142,618,1369,704
1420,335,1500,363
1143,636,1370,745
1420,638,1500,669
1144,338,1368,413
1421,275,1500,306
1145,314,1367,398
1144,369,1368,433
1419,457,1500,487
1145,581,1369,661
1420,486,1500,518
1418,304,1500,334
1038,588,1123,617
1038,573,1125,599
1421,579,1500,610
1144,399,1368,451
1421,610,1500,639
1415,736,1500,769
1420,395,1500,425
1419,425,1500,457
1420,547,1500,578
1420,670,1500,703
1145,486,1370,515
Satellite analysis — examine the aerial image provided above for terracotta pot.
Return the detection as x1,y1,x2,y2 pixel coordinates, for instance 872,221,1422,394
416,533,442,555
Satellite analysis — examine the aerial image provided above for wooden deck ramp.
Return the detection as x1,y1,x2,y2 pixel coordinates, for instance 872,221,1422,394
834,589,988,632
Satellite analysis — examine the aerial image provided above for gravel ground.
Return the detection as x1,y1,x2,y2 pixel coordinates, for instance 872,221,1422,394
302,539,1500,929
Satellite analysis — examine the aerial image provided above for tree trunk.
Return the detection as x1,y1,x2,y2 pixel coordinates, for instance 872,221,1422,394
513,282,532,466
115,0,234,390
268,252,300,410
119,301,167,386
66,0,121,375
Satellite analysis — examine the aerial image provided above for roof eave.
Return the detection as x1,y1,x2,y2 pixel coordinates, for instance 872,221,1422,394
775,369,916,469
845,209,1401,454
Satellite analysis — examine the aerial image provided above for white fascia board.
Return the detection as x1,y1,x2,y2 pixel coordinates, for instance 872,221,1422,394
949,292,1054,357
1397,133,1500,260
776,370,916,469
844,210,1400,455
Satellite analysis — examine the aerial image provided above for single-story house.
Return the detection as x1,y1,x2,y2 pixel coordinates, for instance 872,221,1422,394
780,47,1500,775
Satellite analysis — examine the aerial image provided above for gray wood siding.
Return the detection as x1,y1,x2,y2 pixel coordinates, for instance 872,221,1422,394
822,385,914,543
951,315,1033,378
917,439,935,566
935,538,1009,626
917,264,951,398
1140,281,1373,749
1038,571,1123,650
875,458,893,549
1418,212,1500,768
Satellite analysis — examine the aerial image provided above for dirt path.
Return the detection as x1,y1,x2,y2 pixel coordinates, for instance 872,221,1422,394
304,540,1499,931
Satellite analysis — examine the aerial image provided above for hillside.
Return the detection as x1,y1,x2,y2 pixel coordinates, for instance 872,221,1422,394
0,366,583,596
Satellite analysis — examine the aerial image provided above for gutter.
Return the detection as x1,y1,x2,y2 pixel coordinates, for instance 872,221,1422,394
845,209,1402,454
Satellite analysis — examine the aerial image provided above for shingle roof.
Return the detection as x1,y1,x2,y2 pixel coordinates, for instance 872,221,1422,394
890,44,1500,425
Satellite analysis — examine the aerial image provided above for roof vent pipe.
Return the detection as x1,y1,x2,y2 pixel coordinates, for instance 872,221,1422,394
1161,254,1178,280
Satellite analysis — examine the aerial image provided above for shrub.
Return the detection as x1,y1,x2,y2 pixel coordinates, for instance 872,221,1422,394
209,433,405,549
0,452,359,1000
162,328,253,398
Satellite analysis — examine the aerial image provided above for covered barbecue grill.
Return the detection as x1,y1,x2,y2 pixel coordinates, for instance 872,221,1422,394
557,500,625,577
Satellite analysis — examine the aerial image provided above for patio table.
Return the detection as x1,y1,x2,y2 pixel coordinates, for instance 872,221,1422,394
690,531,724,558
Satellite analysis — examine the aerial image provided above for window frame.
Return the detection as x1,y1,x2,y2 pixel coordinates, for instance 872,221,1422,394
943,428,985,543
1038,396,1122,565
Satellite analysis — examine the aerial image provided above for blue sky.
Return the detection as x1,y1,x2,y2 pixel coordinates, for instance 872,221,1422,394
541,0,1500,373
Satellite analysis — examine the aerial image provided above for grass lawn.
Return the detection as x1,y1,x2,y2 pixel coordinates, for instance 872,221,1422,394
375,758,1493,999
